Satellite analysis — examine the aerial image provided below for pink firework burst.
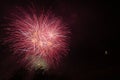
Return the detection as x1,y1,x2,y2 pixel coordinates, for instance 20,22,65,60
5,6,70,70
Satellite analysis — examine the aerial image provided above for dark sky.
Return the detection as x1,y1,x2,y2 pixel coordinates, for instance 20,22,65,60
0,0,118,80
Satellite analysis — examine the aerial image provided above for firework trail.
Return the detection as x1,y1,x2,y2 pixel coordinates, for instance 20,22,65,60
4,6,70,70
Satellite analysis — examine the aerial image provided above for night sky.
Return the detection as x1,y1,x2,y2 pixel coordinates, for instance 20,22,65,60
0,0,118,80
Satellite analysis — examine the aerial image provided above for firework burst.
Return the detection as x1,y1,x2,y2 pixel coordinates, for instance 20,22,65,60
4,6,70,70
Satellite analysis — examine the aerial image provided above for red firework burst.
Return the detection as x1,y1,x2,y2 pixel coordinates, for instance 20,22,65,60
5,6,70,70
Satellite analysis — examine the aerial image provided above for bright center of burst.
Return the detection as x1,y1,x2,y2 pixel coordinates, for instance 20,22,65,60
31,31,56,48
